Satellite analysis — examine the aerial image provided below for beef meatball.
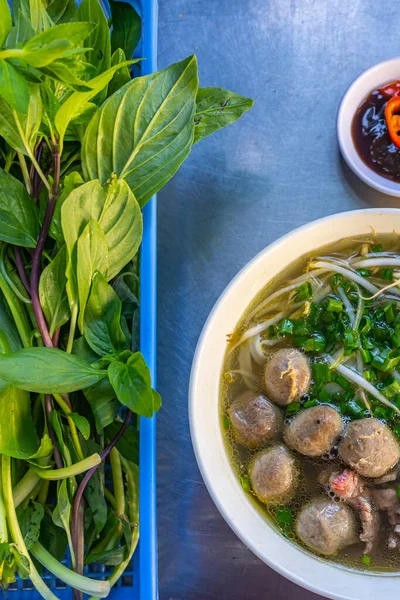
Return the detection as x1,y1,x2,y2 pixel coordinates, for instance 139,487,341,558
339,418,400,478
228,391,283,448
264,348,311,406
249,445,298,504
284,405,342,457
296,497,357,555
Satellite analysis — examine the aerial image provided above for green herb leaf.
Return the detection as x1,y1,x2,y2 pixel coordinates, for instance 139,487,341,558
84,378,119,432
24,21,96,51
52,480,75,566
82,55,199,207
76,219,109,332
0,169,39,246
44,0,76,23
108,352,160,417
82,439,107,535
110,0,140,59
0,347,106,393
86,545,127,566
0,296,22,352
18,501,44,550
108,48,131,97
50,171,84,243
104,420,138,464
61,178,142,281
0,59,30,114
39,245,70,337
0,0,12,47
76,0,111,82
84,271,127,356
69,413,90,440
194,87,253,144
39,512,67,564
0,385,39,458
6,9,35,48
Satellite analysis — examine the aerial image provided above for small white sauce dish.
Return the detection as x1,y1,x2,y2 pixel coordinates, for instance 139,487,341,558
337,57,400,197
189,209,400,600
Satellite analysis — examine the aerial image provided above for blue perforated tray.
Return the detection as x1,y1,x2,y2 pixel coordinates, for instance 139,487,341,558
7,1,159,598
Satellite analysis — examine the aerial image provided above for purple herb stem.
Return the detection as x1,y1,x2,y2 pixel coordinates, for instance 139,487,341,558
14,247,31,295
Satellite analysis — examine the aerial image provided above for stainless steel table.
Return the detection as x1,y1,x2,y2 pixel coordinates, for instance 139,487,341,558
156,1,398,598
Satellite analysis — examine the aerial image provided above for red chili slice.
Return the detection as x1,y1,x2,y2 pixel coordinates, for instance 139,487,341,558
385,96,400,148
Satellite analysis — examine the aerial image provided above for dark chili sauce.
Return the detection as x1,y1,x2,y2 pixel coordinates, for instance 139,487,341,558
352,80,400,181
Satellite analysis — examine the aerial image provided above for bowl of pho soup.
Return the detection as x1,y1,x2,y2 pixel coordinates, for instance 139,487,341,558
189,208,400,600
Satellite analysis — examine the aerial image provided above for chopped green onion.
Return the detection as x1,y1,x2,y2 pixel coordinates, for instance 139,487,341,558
362,555,371,567
381,268,394,280
360,348,372,363
347,399,365,419
285,402,301,415
305,333,326,352
223,416,230,430
342,330,359,353
267,324,279,339
359,316,373,335
371,244,383,253
294,281,312,301
384,301,397,325
356,268,372,278
279,318,294,335
318,389,332,403
363,368,377,382
330,274,343,289
293,319,310,336
303,399,319,408
394,425,400,438
374,406,390,420
312,362,331,385
275,507,293,530
332,373,352,390
324,296,343,312
239,475,251,493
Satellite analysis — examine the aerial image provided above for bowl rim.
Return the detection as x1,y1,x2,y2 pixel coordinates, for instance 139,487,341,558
189,208,400,600
337,57,400,197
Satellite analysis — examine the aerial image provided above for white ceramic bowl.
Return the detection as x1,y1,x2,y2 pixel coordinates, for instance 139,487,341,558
337,57,400,196
189,208,400,600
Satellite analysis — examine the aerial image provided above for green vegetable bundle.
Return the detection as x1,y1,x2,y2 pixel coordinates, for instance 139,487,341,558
0,0,252,596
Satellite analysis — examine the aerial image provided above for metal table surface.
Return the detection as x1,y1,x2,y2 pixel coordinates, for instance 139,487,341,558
156,1,399,598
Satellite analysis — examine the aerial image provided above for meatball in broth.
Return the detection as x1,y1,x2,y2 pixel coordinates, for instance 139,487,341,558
264,348,311,406
249,445,298,504
284,405,343,457
228,391,283,448
296,498,357,556
339,418,400,478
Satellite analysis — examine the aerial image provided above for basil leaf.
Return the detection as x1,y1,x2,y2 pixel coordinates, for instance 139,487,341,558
76,0,111,82
18,501,44,550
108,352,160,417
52,480,75,564
0,296,22,352
105,421,138,464
84,378,119,432
24,22,96,51
0,0,12,47
82,55,198,207
50,171,84,243
45,0,75,23
0,169,39,247
39,245,70,337
61,178,142,281
194,87,254,144
0,83,42,154
112,272,139,318
6,9,35,47
86,545,127,566
0,59,30,114
0,347,106,393
107,48,131,97
76,219,108,333
82,439,107,534
69,413,90,440
0,385,40,458
55,60,137,153
39,512,67,564
84,271,126,356
110,0,140,59
41,61,92,92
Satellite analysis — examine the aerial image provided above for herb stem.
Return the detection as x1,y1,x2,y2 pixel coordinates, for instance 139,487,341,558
2,456,59,600
13,468,40,508
17,152,32,195
66,305,78,353
13,247,31,295
71,410,131,558
30,144,61,348
31,454,101,480
0,267,32,348
110,448,125,517
31,542,111,598
0,460,8,543
52,393,85,461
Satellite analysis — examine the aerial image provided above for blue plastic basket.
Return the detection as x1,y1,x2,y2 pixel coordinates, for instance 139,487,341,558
6,1,159,598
